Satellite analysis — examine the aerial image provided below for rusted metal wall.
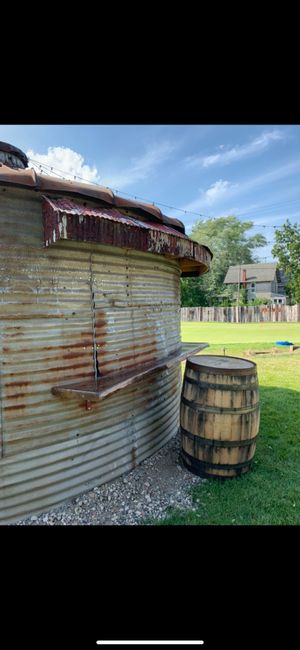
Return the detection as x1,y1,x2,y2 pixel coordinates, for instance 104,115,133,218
0,370,3,458
0,188,182,523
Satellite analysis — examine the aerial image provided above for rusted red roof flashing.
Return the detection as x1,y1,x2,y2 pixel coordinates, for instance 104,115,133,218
0,162,212,275
43,197,211,275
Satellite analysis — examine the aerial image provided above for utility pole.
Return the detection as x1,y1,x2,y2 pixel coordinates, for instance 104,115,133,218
236,264,241,323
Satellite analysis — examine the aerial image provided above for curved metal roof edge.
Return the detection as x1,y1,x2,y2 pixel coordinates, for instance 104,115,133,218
191,240,213,261
0,164,187,233
0,163,213,268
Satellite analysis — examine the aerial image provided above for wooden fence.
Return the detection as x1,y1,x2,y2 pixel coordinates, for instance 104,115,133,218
181,304,300,323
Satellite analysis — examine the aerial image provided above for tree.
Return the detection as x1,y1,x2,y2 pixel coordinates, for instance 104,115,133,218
271,220,300,304
239,287,248,306
181,277,208,307
248,297,270,305
181,216,267,306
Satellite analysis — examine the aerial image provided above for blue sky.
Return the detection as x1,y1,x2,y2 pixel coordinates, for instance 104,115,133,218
1,124,300,261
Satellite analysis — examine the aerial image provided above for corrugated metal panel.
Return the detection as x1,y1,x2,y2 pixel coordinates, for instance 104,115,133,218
42,197,211,275
0,367,3,458
0,188,183,522
0,367,181,523
92,246,181,374
43,197,188,237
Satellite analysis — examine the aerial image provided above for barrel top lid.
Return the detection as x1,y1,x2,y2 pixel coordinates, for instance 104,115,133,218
187,355,256,373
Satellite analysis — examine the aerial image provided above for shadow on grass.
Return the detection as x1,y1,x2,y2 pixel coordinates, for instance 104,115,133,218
149,385,300,526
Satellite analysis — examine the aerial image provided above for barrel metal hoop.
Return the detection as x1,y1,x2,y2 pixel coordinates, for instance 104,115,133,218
181,395,260,414
181,449,253,471
184,376,259,391
181,426,257,448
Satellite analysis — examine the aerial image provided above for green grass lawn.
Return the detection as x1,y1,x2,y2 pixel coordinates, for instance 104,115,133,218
153,322,300,525
181,321,300,354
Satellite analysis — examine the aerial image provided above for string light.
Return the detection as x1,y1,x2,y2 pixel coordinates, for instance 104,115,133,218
28,158,213,218
28,157,300,230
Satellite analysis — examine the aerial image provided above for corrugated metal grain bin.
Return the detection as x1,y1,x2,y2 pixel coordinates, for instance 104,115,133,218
0,142,212,523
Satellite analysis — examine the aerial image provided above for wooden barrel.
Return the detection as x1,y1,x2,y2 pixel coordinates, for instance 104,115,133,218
180,355,260,478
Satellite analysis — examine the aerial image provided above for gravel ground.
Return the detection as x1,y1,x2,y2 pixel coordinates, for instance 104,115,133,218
15,431,206,525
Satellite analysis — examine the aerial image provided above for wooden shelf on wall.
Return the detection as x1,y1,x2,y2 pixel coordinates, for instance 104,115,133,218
52,342,208,404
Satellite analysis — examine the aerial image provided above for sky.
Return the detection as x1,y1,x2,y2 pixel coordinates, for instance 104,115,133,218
1,124,300,261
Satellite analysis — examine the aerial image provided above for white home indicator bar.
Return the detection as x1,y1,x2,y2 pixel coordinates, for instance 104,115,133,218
96,642,204,646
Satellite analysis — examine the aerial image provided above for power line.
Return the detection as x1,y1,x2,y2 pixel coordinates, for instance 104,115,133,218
31,160,68,181
29,158,211,218
28,158,300,229
232,197,300,217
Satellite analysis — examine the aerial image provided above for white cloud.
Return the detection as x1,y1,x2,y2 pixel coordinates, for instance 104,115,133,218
27,146,99,183
179,179,237,214
27,141,176,190
204,180,232,204
185,129,285,168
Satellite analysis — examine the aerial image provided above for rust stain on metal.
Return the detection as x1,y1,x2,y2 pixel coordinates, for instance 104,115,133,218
3,341,93,354
4,381,31,389
62,352,91,361
42,197,211,275
131,446,137,467
4,403,26,412
6,392,28,401
94,309,107,329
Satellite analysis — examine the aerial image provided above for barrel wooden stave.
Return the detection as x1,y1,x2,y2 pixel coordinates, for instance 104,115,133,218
180,355,260,478
181,402,260,441
182,368,259,408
